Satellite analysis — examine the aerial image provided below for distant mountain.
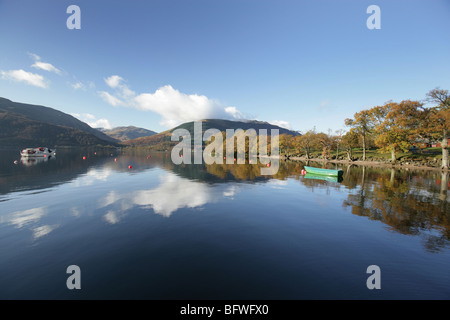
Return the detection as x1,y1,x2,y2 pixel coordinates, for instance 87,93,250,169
0,97,120,147
124,119,299,148
101,126,157,142
171,119,299,136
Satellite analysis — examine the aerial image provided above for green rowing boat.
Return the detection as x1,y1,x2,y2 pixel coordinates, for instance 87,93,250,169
304,166,344,177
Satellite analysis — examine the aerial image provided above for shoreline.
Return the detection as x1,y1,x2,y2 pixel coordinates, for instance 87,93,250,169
286,156,448,172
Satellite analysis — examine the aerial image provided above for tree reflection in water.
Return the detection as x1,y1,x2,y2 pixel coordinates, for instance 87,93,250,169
341,166,449,252
204,160,449,252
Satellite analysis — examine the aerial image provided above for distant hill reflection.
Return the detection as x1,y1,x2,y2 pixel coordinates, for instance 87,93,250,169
1,148,448,252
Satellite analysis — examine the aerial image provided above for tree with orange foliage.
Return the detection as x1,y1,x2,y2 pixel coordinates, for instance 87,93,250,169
345,110,374,161
295,128,316,159
425,88,450,169
341,130,359,161
372,100,424,162
315,131,334,160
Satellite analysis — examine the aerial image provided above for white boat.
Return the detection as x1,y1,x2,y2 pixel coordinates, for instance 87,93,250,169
20,147,56,157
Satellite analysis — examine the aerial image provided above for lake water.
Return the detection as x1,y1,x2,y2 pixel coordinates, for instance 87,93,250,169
0,147,449,299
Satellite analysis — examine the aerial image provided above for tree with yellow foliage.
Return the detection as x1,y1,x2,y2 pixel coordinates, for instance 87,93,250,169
294,128,317,159
426,88,450,169
345,110,374,161
372,100,424,163
341,130,359,161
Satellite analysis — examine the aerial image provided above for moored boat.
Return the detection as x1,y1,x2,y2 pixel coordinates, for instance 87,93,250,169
20,147,56,157
304,166,343,177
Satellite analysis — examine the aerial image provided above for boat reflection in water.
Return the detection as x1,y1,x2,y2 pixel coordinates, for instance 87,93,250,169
0,149,449,300
304,173,343,183
20,155,55,166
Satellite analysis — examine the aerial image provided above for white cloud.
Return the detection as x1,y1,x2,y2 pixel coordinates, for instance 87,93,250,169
89,118,113,129
98,75,245,128
105,75,123,88
269,120,291,130
317,100,330,112
71,82,84,90
29,53,61,74
28,53,40,61
224,106,244,119
32,61,61,74
104,75,135,98
98,91,125,107
84,113,95,120
133,85,241,127
0,69,48,88
70,112,113,129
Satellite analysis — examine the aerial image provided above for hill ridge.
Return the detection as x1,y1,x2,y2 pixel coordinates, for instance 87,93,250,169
0,97,119,147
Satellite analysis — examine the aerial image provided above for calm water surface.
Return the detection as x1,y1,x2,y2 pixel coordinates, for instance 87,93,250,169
0,147,449,299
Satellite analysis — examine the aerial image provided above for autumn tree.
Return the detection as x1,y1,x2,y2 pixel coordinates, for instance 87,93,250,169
334,129,345,159
284,134,295,157
372,100,424,162
426,88,450,169
345,109,374,161
295,128,317,159
279,134,295,157
315,131,334,159
341,130,359,161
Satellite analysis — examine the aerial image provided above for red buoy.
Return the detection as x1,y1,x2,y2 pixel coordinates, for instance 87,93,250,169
128,165,132,169
83,156,86,160
114,158,118,162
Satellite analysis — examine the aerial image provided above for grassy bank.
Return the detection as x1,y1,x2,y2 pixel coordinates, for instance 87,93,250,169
285,147,446,170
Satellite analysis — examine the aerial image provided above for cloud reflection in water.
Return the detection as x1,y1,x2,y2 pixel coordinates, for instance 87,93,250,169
99,172,240,223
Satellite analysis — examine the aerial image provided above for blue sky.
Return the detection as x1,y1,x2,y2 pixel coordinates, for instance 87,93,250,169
1,0,449,133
